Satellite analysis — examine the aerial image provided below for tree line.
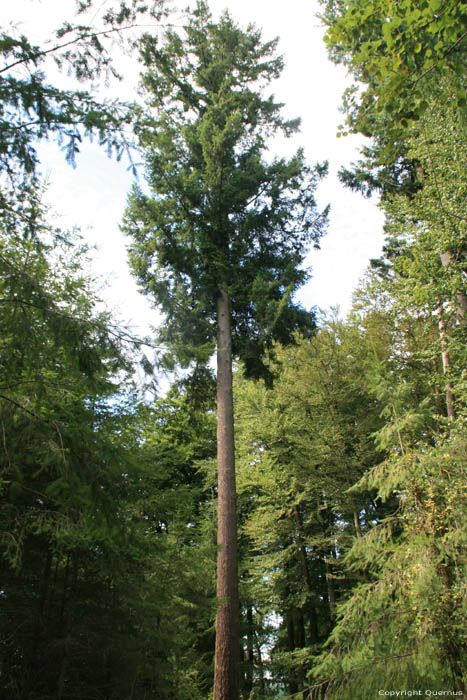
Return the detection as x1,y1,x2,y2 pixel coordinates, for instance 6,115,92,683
0,1,465,699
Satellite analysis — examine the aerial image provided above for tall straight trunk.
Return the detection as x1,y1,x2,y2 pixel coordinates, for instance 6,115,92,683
213,288,239,700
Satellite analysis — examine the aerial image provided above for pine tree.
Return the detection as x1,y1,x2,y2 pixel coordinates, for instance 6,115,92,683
234,320,384,693
0,195,220,698
122,4,328,697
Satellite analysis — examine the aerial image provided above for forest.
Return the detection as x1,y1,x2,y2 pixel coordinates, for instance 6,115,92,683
0,1,466,699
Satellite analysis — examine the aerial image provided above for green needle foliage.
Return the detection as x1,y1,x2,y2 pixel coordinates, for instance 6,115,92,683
123,1,328,381
3,2,465,698
0,186,218,700
234,320,385,695
0,0,167,180
123,5,328,698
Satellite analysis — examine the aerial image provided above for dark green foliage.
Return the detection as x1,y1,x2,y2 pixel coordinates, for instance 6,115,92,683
0,198,218,699
0,213,135,696
122,1,328,381
2,3,465,698
0,0,167,181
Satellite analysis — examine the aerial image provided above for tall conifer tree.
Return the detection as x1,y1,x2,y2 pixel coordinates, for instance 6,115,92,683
122,4,327,697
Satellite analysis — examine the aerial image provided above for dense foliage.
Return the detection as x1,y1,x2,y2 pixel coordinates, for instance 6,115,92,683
1,1,465,699
122,2,328,380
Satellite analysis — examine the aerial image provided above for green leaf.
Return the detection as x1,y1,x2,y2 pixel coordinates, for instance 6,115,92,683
382,21,393,47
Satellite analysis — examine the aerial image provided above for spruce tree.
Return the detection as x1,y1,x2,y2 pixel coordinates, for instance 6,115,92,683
122,4,328,698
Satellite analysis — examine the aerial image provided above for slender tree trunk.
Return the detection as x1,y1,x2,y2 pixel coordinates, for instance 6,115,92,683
287,613,295,653
297,610,305,690
286,612,298,695
297,609,305,648
214,288,239,700
293,505,319,644
254,638,265,693
440,251,467,321
353,511,362,539
58,553,70,627
56,554,76,700
324,553,336,627
244,606,254,696
33,549,52,659
56,653,69,700
437,299,456,419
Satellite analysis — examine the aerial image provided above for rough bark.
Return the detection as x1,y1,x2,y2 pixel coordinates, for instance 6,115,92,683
213,288,239,700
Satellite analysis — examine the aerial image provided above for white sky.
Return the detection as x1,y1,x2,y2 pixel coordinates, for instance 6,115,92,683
3,0,384,336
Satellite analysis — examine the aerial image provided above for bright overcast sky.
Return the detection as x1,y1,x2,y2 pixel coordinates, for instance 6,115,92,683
3,0,384,335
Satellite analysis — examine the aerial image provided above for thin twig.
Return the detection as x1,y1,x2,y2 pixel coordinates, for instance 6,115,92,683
0,392,43,420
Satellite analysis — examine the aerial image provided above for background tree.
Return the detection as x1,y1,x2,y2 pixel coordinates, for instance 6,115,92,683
0,203,135,697
318,0,467,144
317,0,467,208
0,0,167,177
122,4,328,698
234,319,384,695
300,4,467,693
0,179,219,700
308,284,466,698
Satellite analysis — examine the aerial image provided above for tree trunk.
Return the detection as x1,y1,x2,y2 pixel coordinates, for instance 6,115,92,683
244,606,254,695
324,553,336,628
56,554,74,700
293,505,319,644
286,612,298,695
297,610,305,690
440,251,467,321
436,299,456,419
213,288,239,700
353,511,362,539
254,638,265,693
33,549,52,660
287,613,295,653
